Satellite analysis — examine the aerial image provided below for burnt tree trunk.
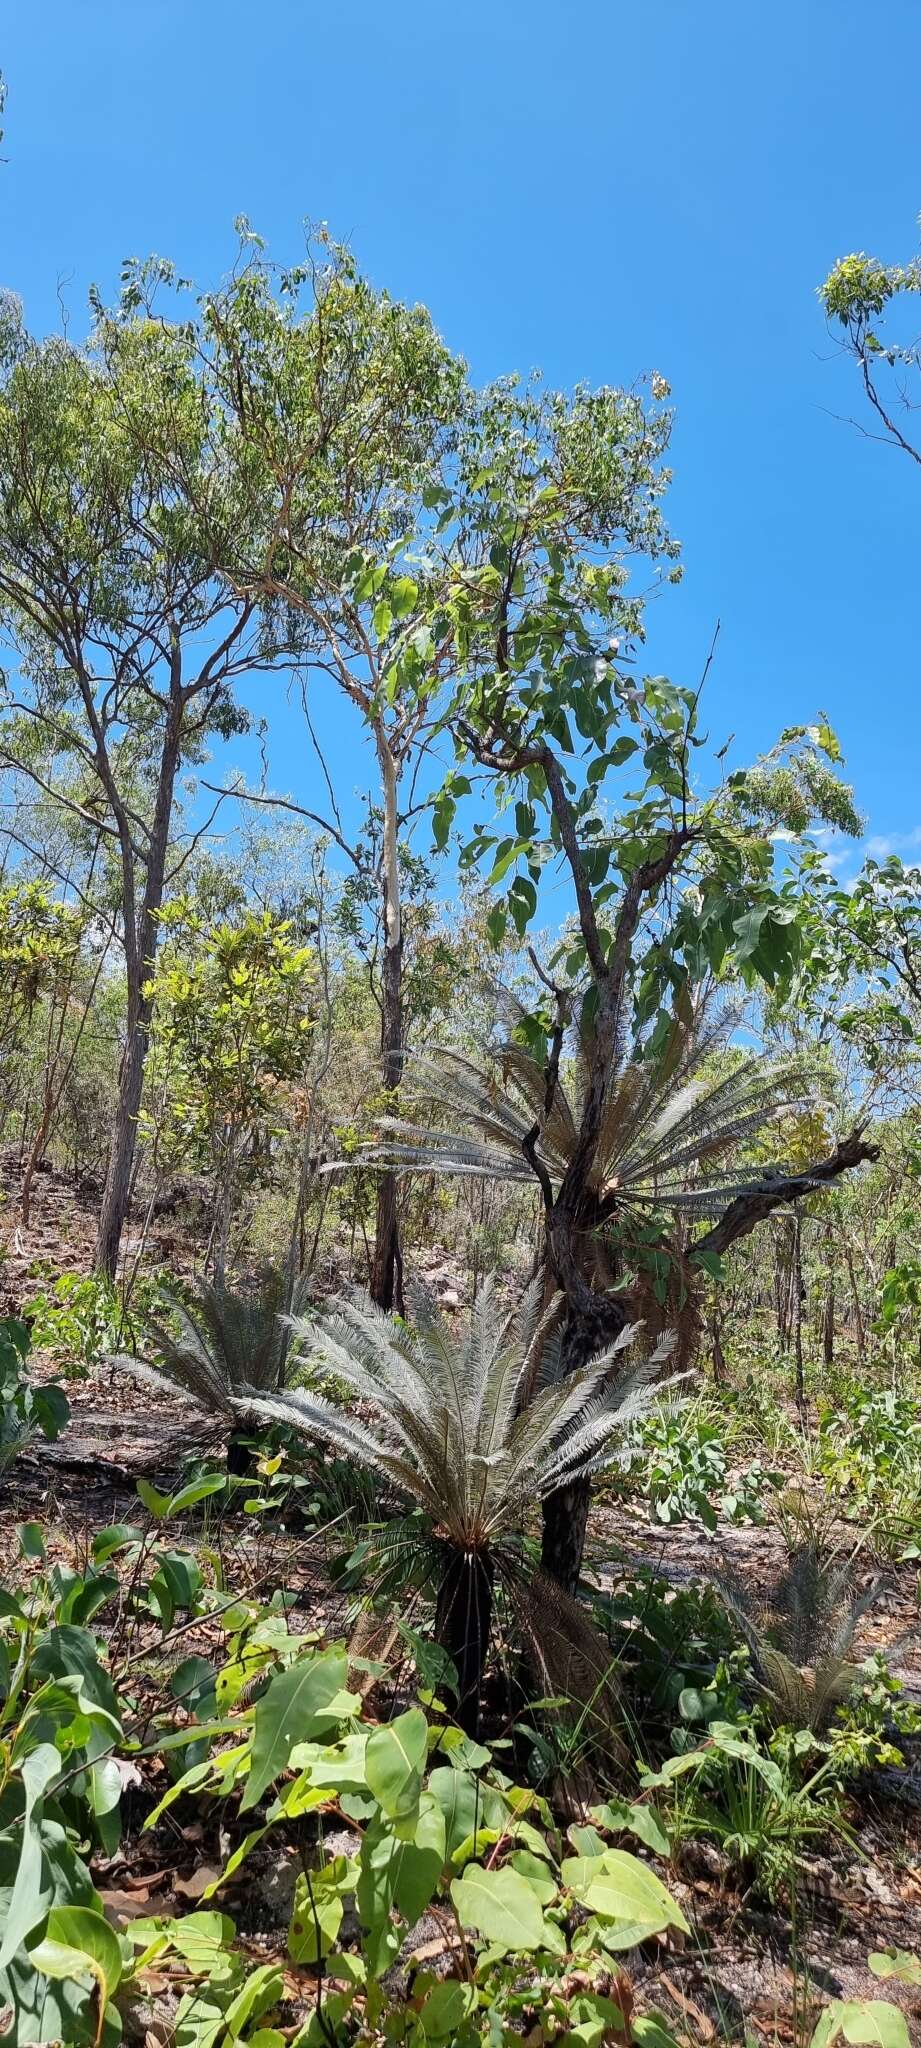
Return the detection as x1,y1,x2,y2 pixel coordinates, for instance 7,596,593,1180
540,1278,627,1595
434,1546,494,1735
792,1213,806,1418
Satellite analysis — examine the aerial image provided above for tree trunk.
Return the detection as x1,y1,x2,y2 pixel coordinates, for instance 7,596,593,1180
711,1311,727,1386
226,1430,256,1478
823,1274,835,1367
540,1476,592,1598
96,1015,152,1277
539,1286,626,1593
434,1547,494,1735
21,1094,54,1231
792,1213,805,1418
96,701,182,1278
369,725,405,1314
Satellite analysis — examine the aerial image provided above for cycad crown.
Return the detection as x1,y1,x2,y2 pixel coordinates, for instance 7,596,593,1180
720,1540,883,1731
353,997,809,1222
111,1268,311,1416
233,1275,676,1549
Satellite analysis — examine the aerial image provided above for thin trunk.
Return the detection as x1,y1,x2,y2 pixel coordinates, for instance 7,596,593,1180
711,1310,727,1386
844,1243,866,1360
369,724,405,1314
793,1214,805,1418
20,1097,54,1231
434,1547,494,1736
823,1274,835,1367
96,701,182,1278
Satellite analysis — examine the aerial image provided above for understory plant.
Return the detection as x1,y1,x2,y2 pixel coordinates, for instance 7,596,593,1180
623,1395,782,1529
718,1523,885,1732
235,1276,677,1730
112,1267,311,1472
0,1317,69,1478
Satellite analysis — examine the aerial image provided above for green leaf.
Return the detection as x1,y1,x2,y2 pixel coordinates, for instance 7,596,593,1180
17,1521,46,1559
427,1766,480,1861
134,1478,171,1520
241,1647,347,1811
811,2000,911,2048
136,1474,225,1520
485,904,507,948
450,1863,546,1951
0,1741,60,1968
222,1961,284,2037
288,1869,344,1964
91,1525,143,1562
31,1904,123,2011
868,1951,921,1986
165,1474,227,1516
390,575,419,619
592,1798,671,1857
562,1847,689,1949
365,1706,428,1830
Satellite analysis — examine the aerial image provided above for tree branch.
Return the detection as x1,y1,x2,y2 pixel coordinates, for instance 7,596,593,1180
692,1126,880,1259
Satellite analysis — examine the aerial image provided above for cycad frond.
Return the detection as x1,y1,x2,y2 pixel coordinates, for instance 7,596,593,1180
111,1268,311,1418
718,1540,882,1730
350,999,810,1222
235,1282,673,1553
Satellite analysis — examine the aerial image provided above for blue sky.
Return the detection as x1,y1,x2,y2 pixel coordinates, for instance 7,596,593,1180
1,0,919,880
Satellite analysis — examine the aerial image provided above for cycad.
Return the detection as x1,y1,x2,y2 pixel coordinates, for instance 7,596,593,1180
356,997,806,1226
234,1275,676,1729
719,1541,882,1731
112,1268,311,1471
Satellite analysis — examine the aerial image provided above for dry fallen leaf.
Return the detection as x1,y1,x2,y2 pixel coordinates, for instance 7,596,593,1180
174,1864,223,1901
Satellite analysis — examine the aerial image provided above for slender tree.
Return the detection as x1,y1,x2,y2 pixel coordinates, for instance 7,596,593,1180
0,283,295,1271
200,234,466,1309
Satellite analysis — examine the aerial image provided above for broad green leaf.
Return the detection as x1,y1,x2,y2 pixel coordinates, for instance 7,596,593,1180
135,1478,171,1520
507,1850,557,1905
364,1706,428,1829
222,1961,284,2036
166,1474,227,1516
389,575,419,619
868,1952,921,1986
241,1648,347,1811
417,1979,477,2041
592,1798,671,1857
31,1904,123,2011
288,1869,344,1963
450,1863,546,1951
562,1847,689,1948
0,1742,60,1968
811,2000,911,2048
91,1523,142,1562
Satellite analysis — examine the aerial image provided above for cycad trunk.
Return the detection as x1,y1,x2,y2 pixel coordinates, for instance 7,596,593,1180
434,1547,494,1735
540,1282,627,1596
540,1477,592,1598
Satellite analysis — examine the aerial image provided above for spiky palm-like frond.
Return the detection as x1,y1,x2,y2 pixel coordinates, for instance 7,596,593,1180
110,1268,312,1419
719,1541,883,1730
233,1275,676,1552
354,996,809,1223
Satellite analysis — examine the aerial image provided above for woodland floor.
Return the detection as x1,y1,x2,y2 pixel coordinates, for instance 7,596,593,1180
3,1156,921,2044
